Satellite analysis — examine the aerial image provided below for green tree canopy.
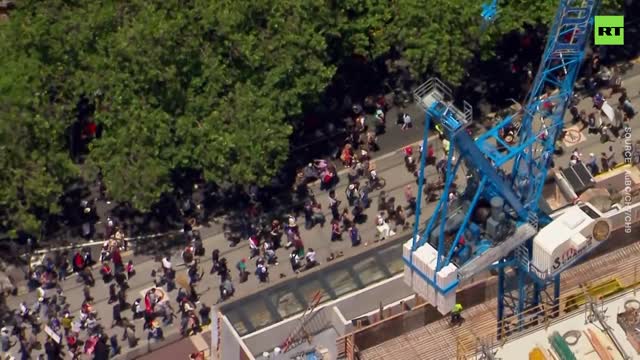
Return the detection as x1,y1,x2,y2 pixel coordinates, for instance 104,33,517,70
0,0,625,236
0,0,336,232
328,0,623,84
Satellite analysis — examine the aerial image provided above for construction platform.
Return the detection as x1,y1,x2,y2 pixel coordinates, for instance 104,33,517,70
350,228,640,360
494,290,640,360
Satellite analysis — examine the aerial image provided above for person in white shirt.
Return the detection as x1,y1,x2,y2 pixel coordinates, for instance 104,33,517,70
19,302,29,318
305,248,318,269
161,256,172,274
401,113,412,130
448,191,458,204
376,214,395,240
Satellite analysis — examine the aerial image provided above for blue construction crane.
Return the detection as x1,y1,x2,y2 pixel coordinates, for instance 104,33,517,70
481,0,499,23
404,0,599,334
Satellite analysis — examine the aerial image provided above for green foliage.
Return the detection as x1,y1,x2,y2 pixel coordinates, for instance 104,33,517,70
0,0,334,234
329,0,624,84
0,15,78,236
0,0,627,235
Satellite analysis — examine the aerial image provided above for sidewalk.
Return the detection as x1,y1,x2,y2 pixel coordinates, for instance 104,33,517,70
6,68,639,360
3,132,440,359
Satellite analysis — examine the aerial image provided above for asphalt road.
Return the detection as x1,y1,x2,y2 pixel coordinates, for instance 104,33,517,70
5,67,640,359
3,124,442,360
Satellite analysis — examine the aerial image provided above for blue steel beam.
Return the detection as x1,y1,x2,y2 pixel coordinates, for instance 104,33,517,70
474,0,596,217
408,1,598,329
511,0,597,214
442,177,488,267
434,150,460,272
410,102,433,256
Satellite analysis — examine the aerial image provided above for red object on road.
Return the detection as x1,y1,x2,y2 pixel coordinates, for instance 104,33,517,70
144,294,153,314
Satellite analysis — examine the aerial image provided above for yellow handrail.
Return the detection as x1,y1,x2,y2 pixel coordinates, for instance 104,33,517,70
458,278,640,358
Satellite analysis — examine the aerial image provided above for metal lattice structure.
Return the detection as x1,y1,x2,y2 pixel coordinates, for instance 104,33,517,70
404,0,599,334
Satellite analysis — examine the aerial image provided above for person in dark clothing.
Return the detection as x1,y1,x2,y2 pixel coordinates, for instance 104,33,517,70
209,249,220,274
349,226,361,247
216,258,229,281
114,271,128,289
109,335,120,356
44,338,62,360
199,304,211,325
188,263,204,285
83,285,93,303
111,304,123,328
165,268,176,292
93,337,109,360
108,283,118,304
328,190,341,220
600,152,610,172
188,284,199,303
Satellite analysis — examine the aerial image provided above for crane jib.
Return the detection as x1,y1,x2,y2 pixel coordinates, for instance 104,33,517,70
406,0,601,327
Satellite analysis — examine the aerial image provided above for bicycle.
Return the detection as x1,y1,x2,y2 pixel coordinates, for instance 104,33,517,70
370,175,386,190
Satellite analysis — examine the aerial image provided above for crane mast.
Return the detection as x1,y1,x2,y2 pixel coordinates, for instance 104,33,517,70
403,0,600,331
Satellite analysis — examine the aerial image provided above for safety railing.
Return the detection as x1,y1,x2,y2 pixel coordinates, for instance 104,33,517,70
338,241,640,359
337,333,359,360
457,273,640,358
413,78,453,106
456,337,470,359
413,77,473,124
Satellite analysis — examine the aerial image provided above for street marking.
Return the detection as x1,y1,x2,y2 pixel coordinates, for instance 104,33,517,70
139,286,167,300
562,126,586,146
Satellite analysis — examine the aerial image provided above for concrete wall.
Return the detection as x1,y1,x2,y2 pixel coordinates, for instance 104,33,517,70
229,270,502,357
329,306,349,336
336,275,414,321
240,305,333,356
236,274,414,356
210,309,255,360
219,315,240,360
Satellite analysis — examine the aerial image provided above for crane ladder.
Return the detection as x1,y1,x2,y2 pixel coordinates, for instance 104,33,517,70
280,290,324,352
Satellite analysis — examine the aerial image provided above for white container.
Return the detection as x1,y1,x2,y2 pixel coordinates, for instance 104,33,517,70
413,244,438,306
532,206,588,274
413,245,428,304
436,263,458,314
606,202,640,231
569,232,589,250
425,248,440,306
532,203,619,276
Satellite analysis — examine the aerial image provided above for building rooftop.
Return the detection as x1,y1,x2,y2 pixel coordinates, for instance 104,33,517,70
357,231,640,360
221,239,405,337
494,290,640,360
